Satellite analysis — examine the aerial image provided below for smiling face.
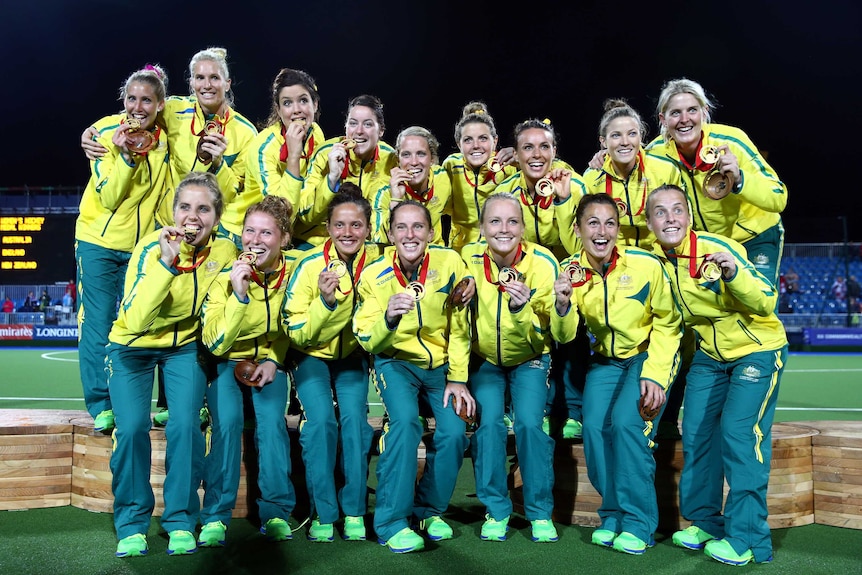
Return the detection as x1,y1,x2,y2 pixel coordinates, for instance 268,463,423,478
327,202,369,259
480,197,524,263
124,81,163,131
173,186,219,247
388,204,432,272
459,121,497,170
576,201,619,269
659,92,703,154
192,59,230,115
645,187,690,249
601,116,641,174
241,212,288,272
345,105,382,160
515,127,555,183
276,84,317,129
398,135,432,187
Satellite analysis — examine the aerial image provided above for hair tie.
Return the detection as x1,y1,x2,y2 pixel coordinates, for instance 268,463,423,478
476,109,486,115
542,118,552,125
144,64,164,80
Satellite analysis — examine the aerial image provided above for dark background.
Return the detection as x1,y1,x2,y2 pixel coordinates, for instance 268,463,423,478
2,0,859,243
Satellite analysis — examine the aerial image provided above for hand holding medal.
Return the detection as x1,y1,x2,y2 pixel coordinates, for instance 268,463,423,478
699,143,739,200
230,251,257,300
196,116,227,166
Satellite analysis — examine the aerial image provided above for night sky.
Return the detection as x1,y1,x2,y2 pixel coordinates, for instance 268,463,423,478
2,1,860,243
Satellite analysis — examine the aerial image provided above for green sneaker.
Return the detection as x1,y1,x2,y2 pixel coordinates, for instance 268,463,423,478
480,515,509,541
541,416,551,436
94,409,115,433
199,406,210,426
704,539,755,566
379,527,425,553
531,519,558,543
116,533,148,557
152,408,169,427
342,516,366,541
562,418,583,439
167,530,197,555
612,531,654,555
503,413,514,432
261,517,292,541
591,528,616,547
672,525,716,550
308,519,334,542
197,521,226,547
419,515,453,541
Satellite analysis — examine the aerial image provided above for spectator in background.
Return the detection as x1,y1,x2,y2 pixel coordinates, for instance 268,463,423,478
39,289,52,311
2,296,13,313
62,290,74,309
66,279,76,307
22,291,37,312
784,268,800,293
832,276,847,301
847,275,861,311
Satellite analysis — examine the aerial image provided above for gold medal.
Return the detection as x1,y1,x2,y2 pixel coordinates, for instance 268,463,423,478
406,281,425,301
498,267,523,287
486,155,503,173
699,260,722,281
535,177,555,197
204,120,221,135
341,137,357,150
326,259,348,278
182,225,200,243
126,117,142,130
615,199,629,217
564,262,585,284
238,251,258,266
699,144,720,165
703,169,732,200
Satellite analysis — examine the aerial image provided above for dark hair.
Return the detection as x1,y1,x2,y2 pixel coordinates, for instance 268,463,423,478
575,194,618,226
245,195,293,239
346,94,385,133
454,100,498,144
327,182,371,224
265,68,321,128
513,118,557,147
389,200,432,230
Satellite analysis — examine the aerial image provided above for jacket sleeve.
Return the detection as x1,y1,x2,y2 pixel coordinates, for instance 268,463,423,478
285,261,354,348
728,130,787,214
212,122,257,205
640,262,682,390
445,260,471,383
722,242,780,316
91,134,138,212
352,269,397,355
298,146,337,227
556,173,587,255
201,270,249,357
119,244,180,334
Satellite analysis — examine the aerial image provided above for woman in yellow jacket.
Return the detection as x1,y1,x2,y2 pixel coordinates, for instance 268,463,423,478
236,68,325,245
107,172,237,558
198,196,295,547
370,126,452,245
75,64,171,433
284,184,381,542
297,94,398,246
443,101,517,253
583,99,680,248
461,192,560,543
352,201,475,554
645,184,788,566
552,193,681,556
647,78,787,285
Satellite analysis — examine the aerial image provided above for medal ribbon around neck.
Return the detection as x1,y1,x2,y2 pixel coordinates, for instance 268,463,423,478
340,143,380,180
190,104,229,138
392,249,430,293
279,123,315,162
463,162,499,188
605,150,647,216
250,256,287,291
677,136,715,173
520,185,553,210
566,247,620,287
323,239,366,295
663,230,720,280
173,246,211,273
482,243,524,293
404,180,435,203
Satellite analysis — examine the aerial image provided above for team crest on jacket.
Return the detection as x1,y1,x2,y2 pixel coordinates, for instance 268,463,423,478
617,274,633,289
754,253,769,266
740,365,761,382
426,269,439,283
206,261,221,274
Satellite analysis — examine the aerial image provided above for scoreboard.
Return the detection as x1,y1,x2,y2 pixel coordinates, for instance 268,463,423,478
0,214,76,283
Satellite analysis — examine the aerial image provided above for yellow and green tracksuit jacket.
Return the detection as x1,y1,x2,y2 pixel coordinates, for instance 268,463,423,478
552,245,682,390
443,153,518,252
108,232,236,348
646,123,787,244
461,240,559,366
582,149,681,249
76,115,171,251
352,245,472,383
162,96,258,207
200,256,291,366
650,229,787,362
224,121,326,237
297,137,398,245
493,167,588,259
368,166,452,245
284,241,382,360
